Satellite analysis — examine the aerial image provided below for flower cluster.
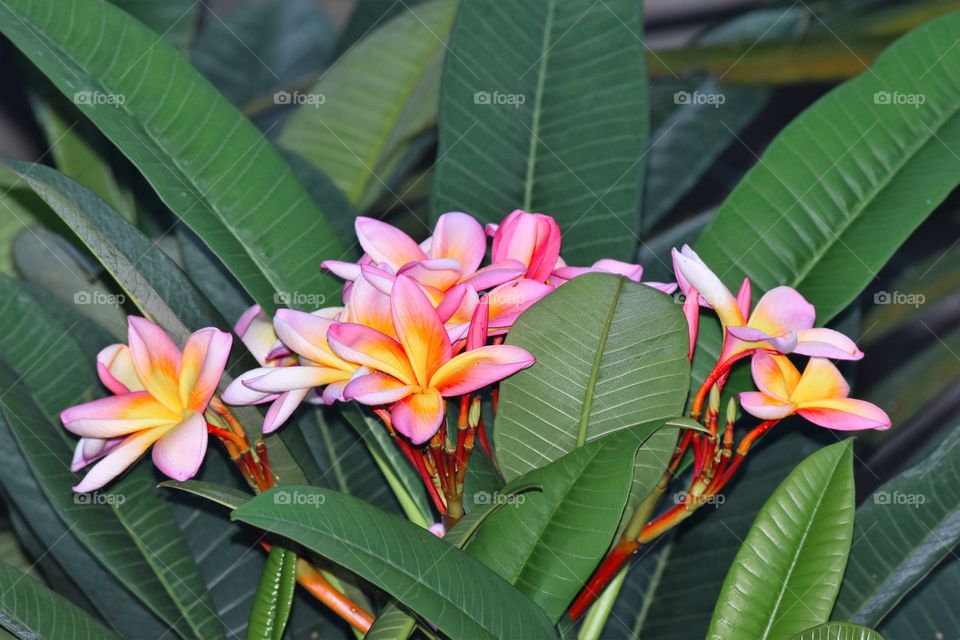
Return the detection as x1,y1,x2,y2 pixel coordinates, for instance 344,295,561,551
223,210,671,445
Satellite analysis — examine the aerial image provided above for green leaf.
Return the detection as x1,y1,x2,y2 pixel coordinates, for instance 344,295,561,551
431,0,648,263
232,487,557,640
877,555,960,639
466,427,668,621
694,12,960,325
708,440,856,640
0,561,118,640
364,602,418,640
108,0,199,49
495,274,689,480
335,0,428,55
834,424,960,626
278,0,456,210
159,480,252,510
0,0,347,312
0,276,224,639
789,622,885,640
246,545,298,640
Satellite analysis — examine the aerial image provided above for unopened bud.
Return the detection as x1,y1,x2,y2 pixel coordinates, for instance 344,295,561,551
468,396,482,428
726,397,738,425
708,386,720,414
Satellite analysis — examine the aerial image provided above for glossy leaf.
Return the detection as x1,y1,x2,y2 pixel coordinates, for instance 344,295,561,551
789,622,884,640
364,602,417,640
232,487,557,640
467,426,670,621
0,0,347,312
278,0,455,210
431,0,648,263
0,561,119,640
246,546,298,640
708,440,856,640
496,274,689,480
159,480,252,510
877,555,960,638
834,425,960,626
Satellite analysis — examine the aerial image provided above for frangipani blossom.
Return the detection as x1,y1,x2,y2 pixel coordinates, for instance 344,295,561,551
671,245,862,362
740,352,890,430
223,308,358,433
550,258,677,293
62,317,232,492
328,276,535,444
488,209,562,282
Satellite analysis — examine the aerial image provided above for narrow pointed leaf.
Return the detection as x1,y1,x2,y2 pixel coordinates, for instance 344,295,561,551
246,546,298,640
789,622,884,640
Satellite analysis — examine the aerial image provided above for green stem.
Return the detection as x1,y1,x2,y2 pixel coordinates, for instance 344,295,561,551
368,447,431,529
578,566,628,640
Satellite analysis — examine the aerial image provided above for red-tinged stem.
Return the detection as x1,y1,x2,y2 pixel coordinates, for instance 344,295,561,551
568,537,640,620
476,415,492,456
206,423,248,452
689,351,749,418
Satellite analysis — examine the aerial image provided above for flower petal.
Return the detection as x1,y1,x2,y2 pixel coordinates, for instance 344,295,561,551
71,436,122,472
749,352,800,401
222,368,277,405
430,345,535,396
127,316,183,412
343,372,417,405
321,259,362,282
391,276,452,386
96,344,141,394
593,259,643,281
326,323,415,384
263,387,312,434
466,295,490,351
747,286,815,337
61,392,180,438
398,258,463,291
391,390,444,445
342,272,394,337
355,217,426,269
274,309,351,368
487,279,553,329
794,328,864,360
244,366,351,393
792,357,850,404
430,212,486,274
235,305,278,366
736,278,752,319
671,249,741,327
73,427,165,492
738,391,797,420
179,328,232,411
460,260,526,290
152,413,208,481
798,398,891,430
491,210,561,282
682,290,700,360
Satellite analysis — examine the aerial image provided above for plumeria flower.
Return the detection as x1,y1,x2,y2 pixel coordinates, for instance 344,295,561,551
328,276,535,444
444,278,553,342
671,245,862,363
323,214,525,294
740,351,891,430
551,258,677,293
487,209,562,283
61,317,232,492
234,305,288,366
223,308,358,433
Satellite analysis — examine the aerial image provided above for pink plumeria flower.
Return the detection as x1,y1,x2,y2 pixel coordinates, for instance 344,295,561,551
235,304,292,366
323,214,525,294
671,245,862,363
327,276,535,444
444,278,553,342
550,258,678,293
223,308,358,434
740,352,890,430
61,317,232,492
488,209,562,283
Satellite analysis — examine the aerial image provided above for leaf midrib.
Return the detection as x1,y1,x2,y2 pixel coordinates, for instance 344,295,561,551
522,0,556,210
576,277,624,447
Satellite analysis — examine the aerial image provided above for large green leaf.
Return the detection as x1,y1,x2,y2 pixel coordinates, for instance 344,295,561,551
466,427,669,621
0,561,118,640
834,424,960,626
495,274,689,480
278,0,455,210
108,0,199,50
708,440,856,640
232,487,557,640
694,12,960,324
430,0,648,264
877,555,960,639
789,622,884,640
0,0,347,312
